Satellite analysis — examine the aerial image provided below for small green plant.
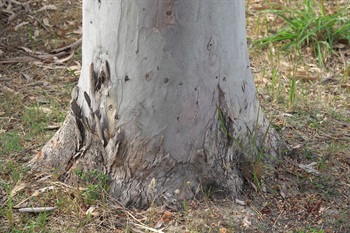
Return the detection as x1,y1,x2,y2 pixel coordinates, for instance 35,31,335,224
0,132,23,155
2,187,14,228
317,157,327,171
36,211,48,230
50,100,65,123
22,106,50,136
82,184,100,204
8,162,21,184
73,169,110,205
218,108,270,189
289,78,296,106
334,206,347,228
182,200,189,213
28,27,34,41
88,170,110,190
297,228,324,233
74,169,89,181
312,175,336,198
0,161,30,231
324,141,348,161
256,0,350,66
67,68,79,78
301,148,316,160
76,47,82,61
202,186,214,200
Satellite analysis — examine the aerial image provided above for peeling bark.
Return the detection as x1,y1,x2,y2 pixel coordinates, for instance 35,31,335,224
29,0,284,208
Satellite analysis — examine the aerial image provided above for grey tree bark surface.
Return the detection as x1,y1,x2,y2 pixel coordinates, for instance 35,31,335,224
29,0,282,208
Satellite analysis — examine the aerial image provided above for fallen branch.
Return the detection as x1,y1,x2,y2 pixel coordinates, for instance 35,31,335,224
0,51,69,64
51,38,82,53
18,206,58,213
0,38,81,64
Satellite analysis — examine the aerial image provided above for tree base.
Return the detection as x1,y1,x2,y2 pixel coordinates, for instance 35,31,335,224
29,91,283,209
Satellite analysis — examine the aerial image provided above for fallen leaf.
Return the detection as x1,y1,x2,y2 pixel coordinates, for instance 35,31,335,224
68,62,82,72
337,38,349,45
34,29,40,37
2,86,19,95
86,206,98,216
14,21,29,31
8,13,16,23
319,207,325,214
242,216,251,228
43,18,52,27
20,46,43,55
219,227,230,233
235,198,247,206
11,183,27,197
67,20,76,25
35,5,57,12
250,181,258,192
341,83,350,89
298,162,319,175
38,186,55,192
51,38,82,53
295,70,317,81
73,27,82,35
320,74,336,84
161,211,173,223
22,3,31,12
25,106,52,114
55,50,75,63
21,72,32,82
280,190,286,199
45,123,62,130
36,174,51,182
154,220,164,229
0,51,70,64
333,43,345,49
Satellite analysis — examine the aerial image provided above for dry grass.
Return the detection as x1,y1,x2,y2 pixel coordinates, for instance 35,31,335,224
1,0,349,232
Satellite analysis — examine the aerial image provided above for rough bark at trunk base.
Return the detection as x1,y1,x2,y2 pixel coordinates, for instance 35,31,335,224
29,81,281,209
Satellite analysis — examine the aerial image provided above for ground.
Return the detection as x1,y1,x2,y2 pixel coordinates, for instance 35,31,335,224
0,0,349,232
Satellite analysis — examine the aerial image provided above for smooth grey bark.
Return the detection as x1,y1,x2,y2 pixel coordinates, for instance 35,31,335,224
29,0,282,208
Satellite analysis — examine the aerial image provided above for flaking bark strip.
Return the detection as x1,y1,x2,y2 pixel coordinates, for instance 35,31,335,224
89,63,95,94
84,91,91,108
102,60,110,81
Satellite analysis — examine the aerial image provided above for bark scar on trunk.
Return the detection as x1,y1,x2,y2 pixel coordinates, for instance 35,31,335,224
28,60,120,179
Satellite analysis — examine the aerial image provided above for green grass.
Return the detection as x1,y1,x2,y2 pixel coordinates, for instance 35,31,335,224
20,101,65,142
74,169,110,205
256,0,350,67
22,106,50,135
0,167,111,232
289,78,297,106
218,108,270,189
49,100,66,123
296,229,324,233
0,161,26,231
0,132,23,155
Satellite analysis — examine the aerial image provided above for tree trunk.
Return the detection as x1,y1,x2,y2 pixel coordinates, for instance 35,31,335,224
29,0,282,208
